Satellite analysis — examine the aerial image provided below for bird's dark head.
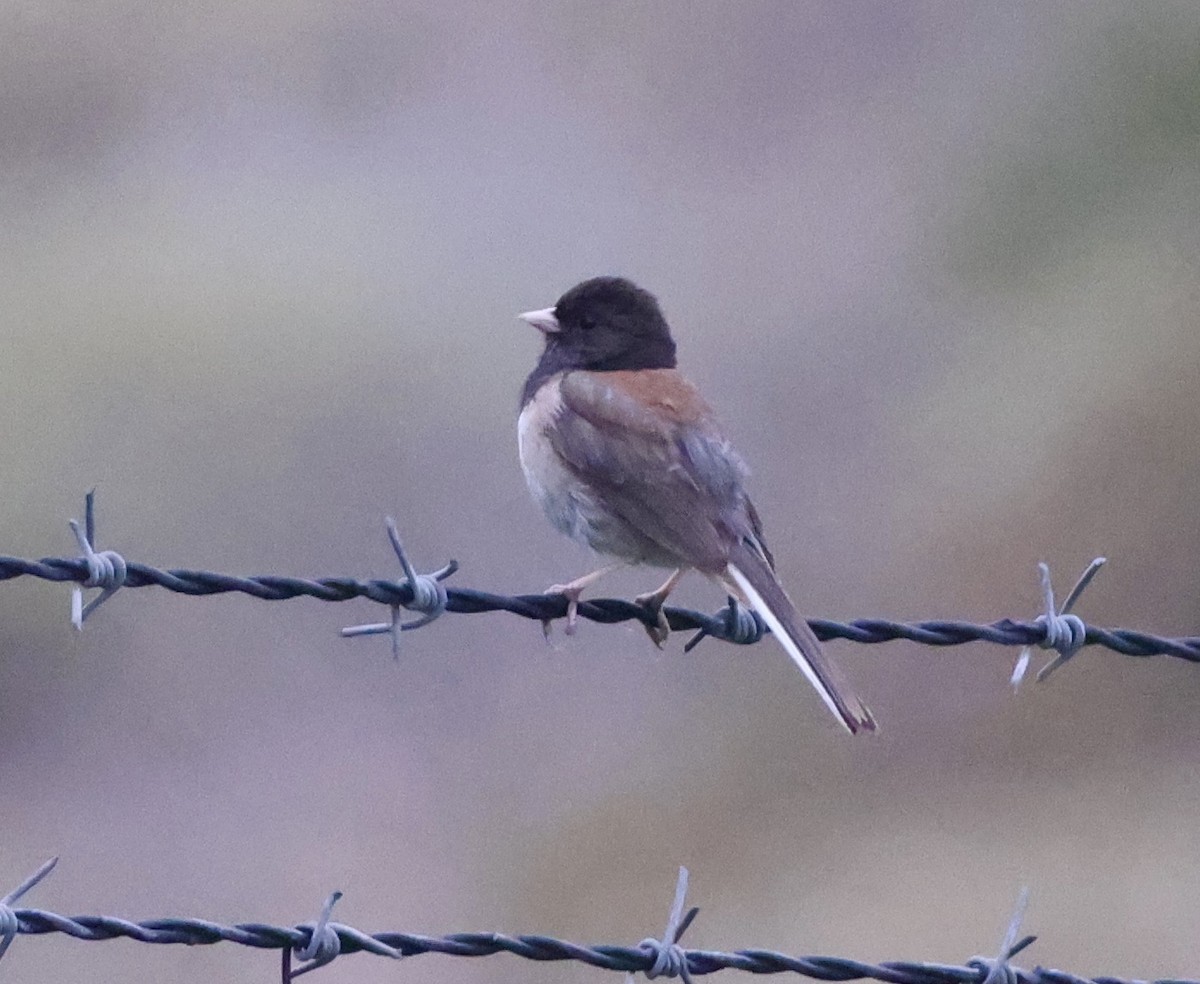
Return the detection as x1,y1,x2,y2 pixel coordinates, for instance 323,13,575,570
519,277,677,377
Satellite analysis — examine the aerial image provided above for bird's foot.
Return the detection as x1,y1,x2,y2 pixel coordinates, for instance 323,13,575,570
633,568,683,649
545,582,586,635
541,563,626,638
634,590,671,648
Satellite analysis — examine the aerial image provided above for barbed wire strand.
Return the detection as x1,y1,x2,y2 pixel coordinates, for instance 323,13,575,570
3,862,1194,984
2,496,1199,674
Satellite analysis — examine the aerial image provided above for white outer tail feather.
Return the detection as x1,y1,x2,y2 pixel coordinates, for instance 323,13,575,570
726,563,854,734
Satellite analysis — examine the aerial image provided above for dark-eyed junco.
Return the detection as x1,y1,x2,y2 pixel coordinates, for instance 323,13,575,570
517,277,875,735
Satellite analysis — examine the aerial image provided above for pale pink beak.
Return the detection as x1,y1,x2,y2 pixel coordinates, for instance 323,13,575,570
518,307,560,334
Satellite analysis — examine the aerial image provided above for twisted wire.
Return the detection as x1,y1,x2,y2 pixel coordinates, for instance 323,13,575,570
1,552,1197,662
0,905,1181,984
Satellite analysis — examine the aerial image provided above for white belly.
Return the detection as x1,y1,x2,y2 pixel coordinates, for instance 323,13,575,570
518,380,595,545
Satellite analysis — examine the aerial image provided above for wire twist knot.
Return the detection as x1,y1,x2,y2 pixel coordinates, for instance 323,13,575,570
405,566,446,614
967,957,1015,984
717,597,764,645
685,597,765,652
1034,610,1086,659
638,936,690,981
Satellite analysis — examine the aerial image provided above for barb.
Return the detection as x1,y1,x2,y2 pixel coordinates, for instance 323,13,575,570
970,888,1035,984
339,518,456,658
1011,560,1106,687
0,857,58,962
628,867,701,984
280,889,401,981
1034,559,1107,682
67,490,128,628
2,497,1199,666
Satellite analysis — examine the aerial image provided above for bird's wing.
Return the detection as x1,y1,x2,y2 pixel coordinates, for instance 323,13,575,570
553,369,874,733
548,369,753,573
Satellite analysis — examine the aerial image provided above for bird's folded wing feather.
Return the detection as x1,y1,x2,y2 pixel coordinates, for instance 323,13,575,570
549,369,753,573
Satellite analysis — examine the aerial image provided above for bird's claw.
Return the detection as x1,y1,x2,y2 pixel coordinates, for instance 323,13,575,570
546,583,581,635
634,592,671,649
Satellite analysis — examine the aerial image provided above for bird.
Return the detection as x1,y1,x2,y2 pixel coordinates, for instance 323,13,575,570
515,276,875,735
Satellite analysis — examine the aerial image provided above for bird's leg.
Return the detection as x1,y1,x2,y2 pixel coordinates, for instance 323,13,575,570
634,568,685,648
546,562,626,635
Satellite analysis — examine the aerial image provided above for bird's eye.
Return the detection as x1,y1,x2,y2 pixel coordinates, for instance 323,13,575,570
577,316,594,331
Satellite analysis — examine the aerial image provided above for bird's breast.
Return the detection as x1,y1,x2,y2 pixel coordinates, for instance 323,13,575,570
518,373,693,568
518,376,591,544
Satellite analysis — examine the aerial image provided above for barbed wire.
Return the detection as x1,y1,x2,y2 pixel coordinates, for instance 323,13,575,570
5,495,1198,984
3,861,1164,984
2,494,1198,673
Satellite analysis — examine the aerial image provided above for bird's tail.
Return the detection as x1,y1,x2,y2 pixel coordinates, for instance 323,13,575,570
724,542,876,735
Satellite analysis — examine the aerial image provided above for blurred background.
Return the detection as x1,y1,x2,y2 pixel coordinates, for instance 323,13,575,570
2,1,1199,981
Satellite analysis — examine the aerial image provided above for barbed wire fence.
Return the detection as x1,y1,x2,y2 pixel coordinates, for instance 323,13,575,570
4,493,1200,982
